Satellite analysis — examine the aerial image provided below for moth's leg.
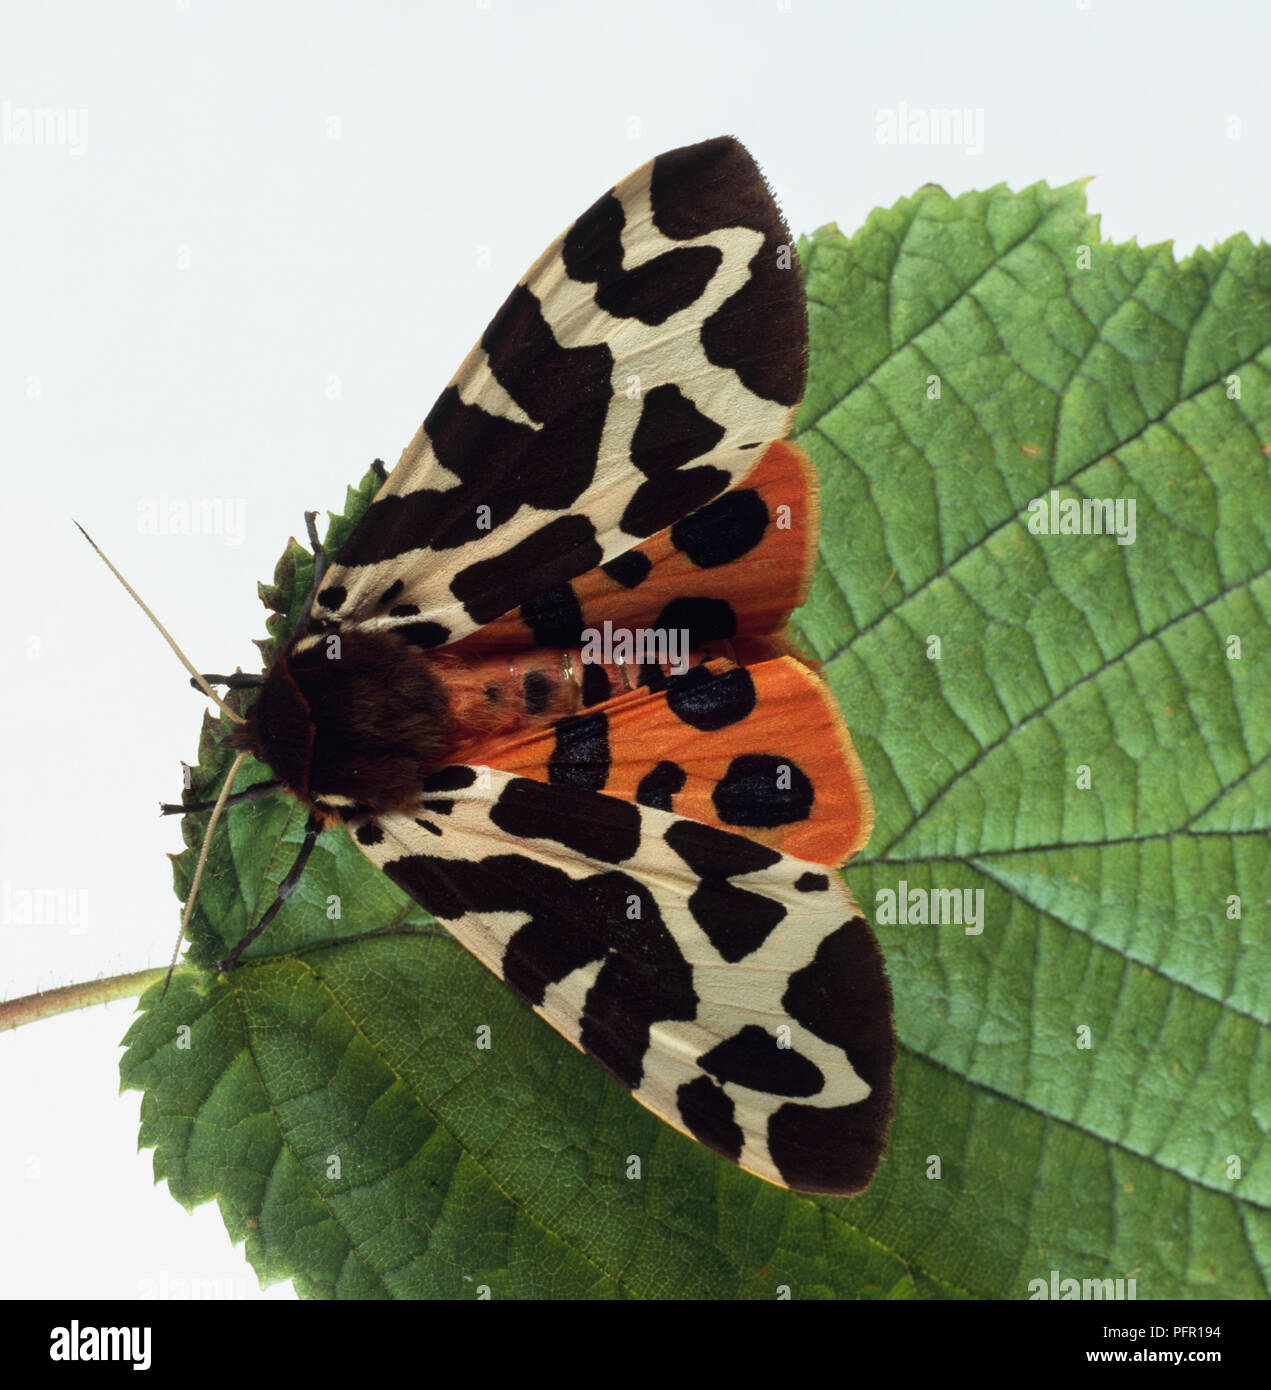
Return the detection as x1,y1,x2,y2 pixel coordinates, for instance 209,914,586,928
161,782,281,816
284,510,330,642
304,510,327,602
192,673,265,690
217,812,322,974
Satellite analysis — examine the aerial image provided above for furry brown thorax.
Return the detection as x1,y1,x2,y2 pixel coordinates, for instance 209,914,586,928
233,629,452,816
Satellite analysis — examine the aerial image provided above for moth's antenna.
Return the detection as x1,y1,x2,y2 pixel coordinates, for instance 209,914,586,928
164,748,251,995
73,522,246,726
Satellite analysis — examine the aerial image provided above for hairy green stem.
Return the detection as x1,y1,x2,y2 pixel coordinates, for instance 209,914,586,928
0,968,169,1032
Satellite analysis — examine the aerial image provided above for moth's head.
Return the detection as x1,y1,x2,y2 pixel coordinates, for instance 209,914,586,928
230,656,315,800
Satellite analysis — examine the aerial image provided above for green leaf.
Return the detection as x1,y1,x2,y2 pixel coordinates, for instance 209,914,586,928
120,180,1271,1300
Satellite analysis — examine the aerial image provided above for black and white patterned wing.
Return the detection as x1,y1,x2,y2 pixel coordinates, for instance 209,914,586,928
313,137,807,650
349,766,894,1196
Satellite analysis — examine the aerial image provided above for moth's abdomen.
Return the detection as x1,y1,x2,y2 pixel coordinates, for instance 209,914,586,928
440,642,739,761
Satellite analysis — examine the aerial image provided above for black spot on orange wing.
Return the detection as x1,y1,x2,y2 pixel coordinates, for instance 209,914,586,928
700,1024,824,1098
580,663,612,707
769,917,896,1195
670,488,768,568
547,712,611,792
676,1075,743,1162
639,663,668,693
665,665,755,731
635,759,687,812
654,596,737,646
712,753,814,828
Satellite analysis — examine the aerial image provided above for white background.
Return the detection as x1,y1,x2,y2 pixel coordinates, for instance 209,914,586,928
2,0,1267,1301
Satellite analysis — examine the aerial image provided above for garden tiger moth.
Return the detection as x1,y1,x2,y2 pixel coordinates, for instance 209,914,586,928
97,135,896,1197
